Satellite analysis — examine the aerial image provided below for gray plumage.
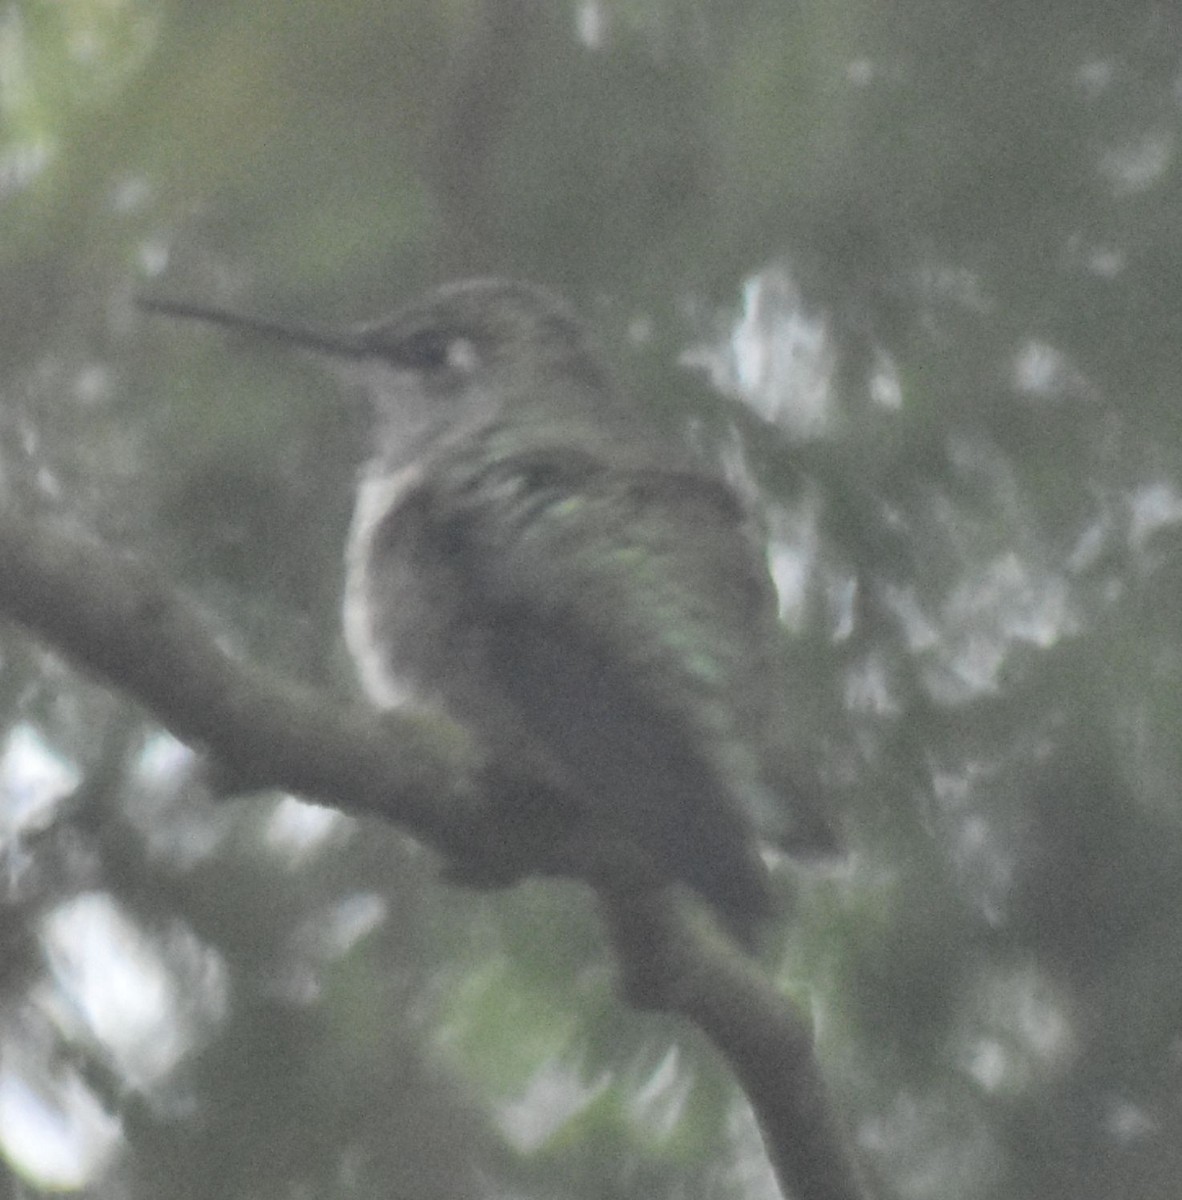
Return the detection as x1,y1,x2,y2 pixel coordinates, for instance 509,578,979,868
144,279,834,939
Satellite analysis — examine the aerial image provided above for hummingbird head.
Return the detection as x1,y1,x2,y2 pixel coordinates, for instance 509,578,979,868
141,278,617,467
348,278,619,464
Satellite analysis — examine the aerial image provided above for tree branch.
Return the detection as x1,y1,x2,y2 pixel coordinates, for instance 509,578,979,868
0,508,868,1200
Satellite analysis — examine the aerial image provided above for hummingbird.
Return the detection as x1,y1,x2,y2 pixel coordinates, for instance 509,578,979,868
141,278,835,941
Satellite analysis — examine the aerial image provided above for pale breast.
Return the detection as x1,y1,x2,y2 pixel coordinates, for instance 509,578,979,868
342,464,428,708
342,460,498,719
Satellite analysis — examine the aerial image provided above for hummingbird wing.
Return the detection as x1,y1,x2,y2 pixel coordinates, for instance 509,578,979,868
392,438,790,935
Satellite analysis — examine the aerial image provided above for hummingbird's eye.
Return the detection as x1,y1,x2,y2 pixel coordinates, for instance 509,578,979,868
395,330,479,374
396,329,452,370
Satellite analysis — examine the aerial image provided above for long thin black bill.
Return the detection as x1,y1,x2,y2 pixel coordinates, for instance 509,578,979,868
137,295,365,358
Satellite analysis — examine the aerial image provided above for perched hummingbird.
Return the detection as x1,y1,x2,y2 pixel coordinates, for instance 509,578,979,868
142,278,834,940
